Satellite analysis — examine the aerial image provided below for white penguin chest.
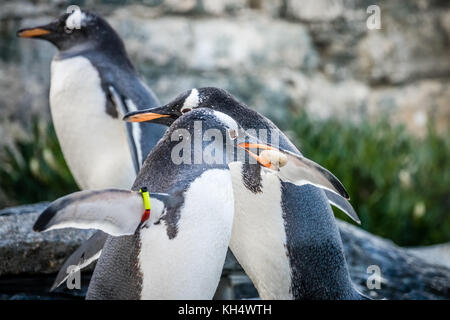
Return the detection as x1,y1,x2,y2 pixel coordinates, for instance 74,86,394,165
138,169,235,299
228,162,293,300
50,56,135,190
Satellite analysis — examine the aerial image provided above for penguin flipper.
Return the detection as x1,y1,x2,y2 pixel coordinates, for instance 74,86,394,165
323,189,361,224
33,189,168,236
108,85,142,174
50,230,107,291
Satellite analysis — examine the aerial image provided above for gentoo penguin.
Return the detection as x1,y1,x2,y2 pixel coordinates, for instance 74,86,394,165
17,10,166,288
124,87,359,223
33,109,247,299
17,10,166,189
124,88,368,299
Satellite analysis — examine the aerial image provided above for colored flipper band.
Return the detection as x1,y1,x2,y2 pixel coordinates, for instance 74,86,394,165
139,187,151,222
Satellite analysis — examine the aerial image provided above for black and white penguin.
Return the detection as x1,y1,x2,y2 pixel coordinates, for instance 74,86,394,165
17,10,166,189
124,88,368,299
33,109,247,299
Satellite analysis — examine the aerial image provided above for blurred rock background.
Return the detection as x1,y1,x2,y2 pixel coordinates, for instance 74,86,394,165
0,0,449,279
1,0,449,136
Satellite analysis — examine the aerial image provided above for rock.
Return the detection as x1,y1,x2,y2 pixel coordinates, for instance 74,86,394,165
295,74,370,123
367,79,450,137
110,11,318,73
286,0,346,22
0,1,53,20
200,0,247,16
339,221,450,300
408,243,450,270
0,203,95,276
1,202,449,299
356,9,450,85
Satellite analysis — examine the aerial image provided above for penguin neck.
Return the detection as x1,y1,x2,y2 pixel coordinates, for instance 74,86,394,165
133,133,229,193
55,41,135,74
281,182,360,299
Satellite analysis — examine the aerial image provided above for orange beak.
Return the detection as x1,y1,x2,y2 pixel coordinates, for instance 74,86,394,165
17,28,51,38
237,142,278,168
125,112,171,122
238,143,277,151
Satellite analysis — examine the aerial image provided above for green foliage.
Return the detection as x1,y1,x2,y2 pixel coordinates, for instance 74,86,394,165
0,119,79,207
289,113,450,246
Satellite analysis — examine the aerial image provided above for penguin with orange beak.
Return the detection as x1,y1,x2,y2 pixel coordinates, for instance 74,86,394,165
17,10,165,188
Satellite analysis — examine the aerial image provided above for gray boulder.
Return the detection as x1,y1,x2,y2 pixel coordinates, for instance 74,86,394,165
0,203,449,299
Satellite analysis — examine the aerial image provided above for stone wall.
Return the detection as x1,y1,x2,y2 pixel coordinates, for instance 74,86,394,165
0,0,449,151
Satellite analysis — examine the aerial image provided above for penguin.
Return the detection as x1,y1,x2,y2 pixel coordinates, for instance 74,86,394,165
123,88,368,299
123,87,359,223
33,109,248,299
17,10,166,288
34,185,233,299
17,10,166,189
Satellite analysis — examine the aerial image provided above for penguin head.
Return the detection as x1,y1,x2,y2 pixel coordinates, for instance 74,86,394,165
124,89,289,166
158,108,271,166
167,108,241,147
123,87,241,126
17,10,125,53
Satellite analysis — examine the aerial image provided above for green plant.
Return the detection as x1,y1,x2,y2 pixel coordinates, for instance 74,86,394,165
0,119,79,207
288,112,450,246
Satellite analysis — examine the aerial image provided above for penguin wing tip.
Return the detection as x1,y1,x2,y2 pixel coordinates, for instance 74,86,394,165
49,281,61,292
33,205,58,232
32,221,43,232
348,211,361,224
33,212,50,232
340,187,350,200
346,214,361,225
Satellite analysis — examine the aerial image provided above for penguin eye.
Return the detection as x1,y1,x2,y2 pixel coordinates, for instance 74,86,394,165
180,107,192,114
228,129,238,140
64,26,74,34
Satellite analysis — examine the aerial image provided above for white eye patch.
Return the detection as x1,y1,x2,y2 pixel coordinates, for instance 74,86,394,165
182,88,200,110
212,111,239,132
